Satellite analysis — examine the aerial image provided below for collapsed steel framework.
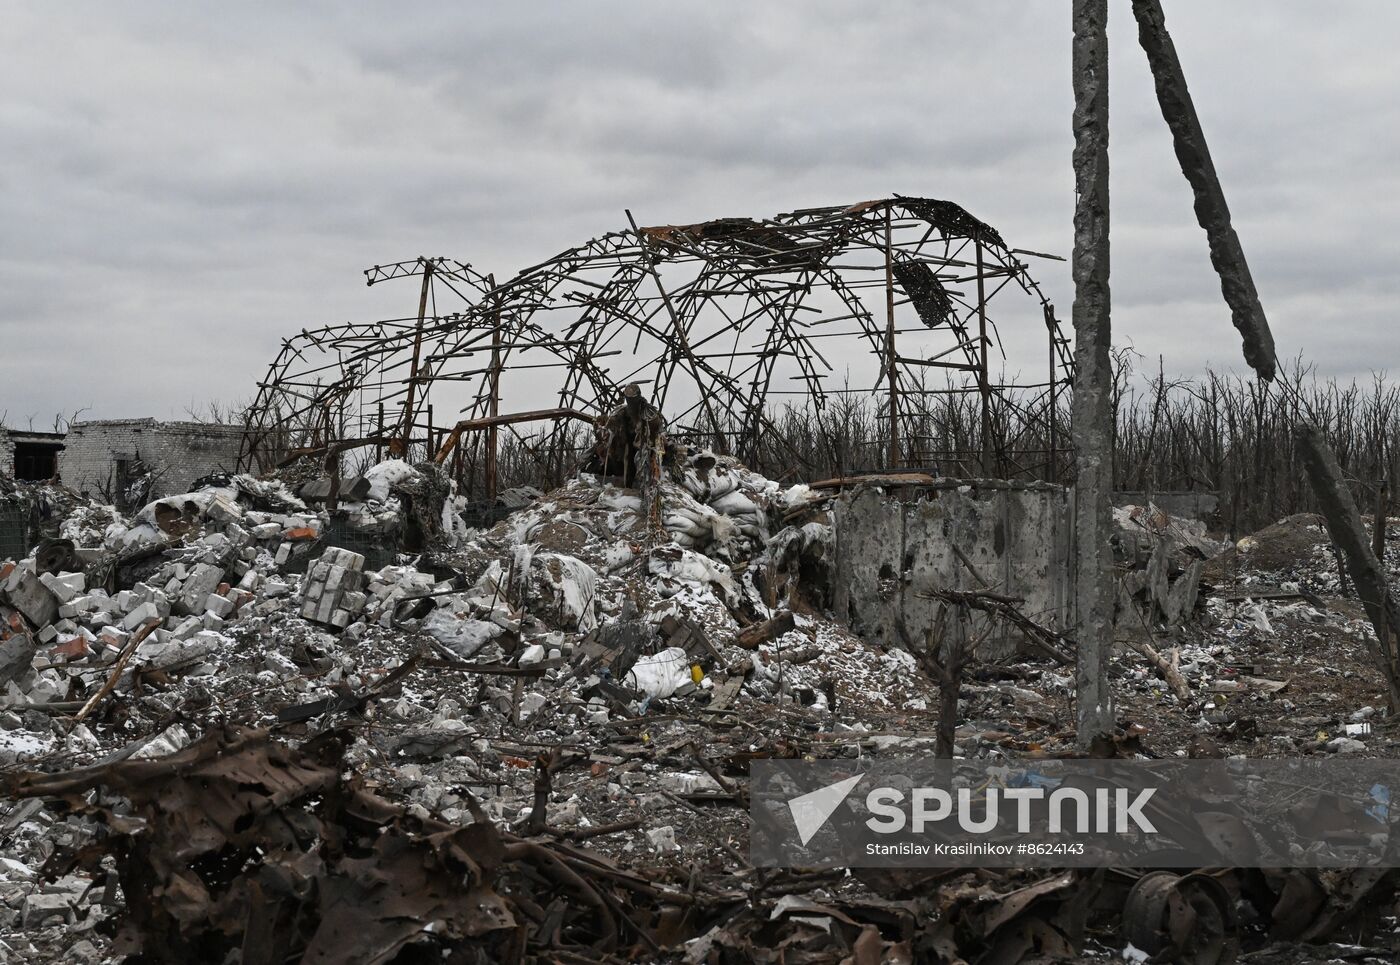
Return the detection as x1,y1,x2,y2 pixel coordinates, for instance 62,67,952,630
240,196,1071,490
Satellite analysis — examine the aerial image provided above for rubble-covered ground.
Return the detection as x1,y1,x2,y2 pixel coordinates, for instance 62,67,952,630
1,457,1399,963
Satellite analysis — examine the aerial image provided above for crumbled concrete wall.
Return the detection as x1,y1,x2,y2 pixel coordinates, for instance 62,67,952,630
59,420,244,499
832,480,1073,661
1112,490,1218,521
0,432,13,478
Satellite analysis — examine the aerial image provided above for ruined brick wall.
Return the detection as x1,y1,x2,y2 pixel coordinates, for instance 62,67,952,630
0,431,14,478
59,420,244,500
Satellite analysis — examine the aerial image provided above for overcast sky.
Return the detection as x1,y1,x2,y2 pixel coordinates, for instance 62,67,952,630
2,1,1397,426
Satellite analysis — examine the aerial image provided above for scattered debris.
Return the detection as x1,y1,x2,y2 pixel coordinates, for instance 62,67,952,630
0,436,1396,962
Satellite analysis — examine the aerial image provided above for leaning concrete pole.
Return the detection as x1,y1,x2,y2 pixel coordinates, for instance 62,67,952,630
1071,0,1115,746
1131,0,1277,381
1297,424,1400,709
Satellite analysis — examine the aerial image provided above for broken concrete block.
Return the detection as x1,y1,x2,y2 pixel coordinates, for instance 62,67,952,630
122,602,162,631
251,522,282,539
204,594,235,619
22,892,73,929
178,563,225,616
0,634,38,686
339,549,367,571
170,617,203,641
206,493,242,524
2,564,58,629
198,533,232,555
69,595,103,613
264,652,298,675
298,478,332,502
646,825,680,853
298,547,368,627
39,572,84,604
325,565,346,591
97,627,129,650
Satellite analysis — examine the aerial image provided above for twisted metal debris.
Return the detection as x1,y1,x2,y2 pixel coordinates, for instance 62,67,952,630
240,197,1071,489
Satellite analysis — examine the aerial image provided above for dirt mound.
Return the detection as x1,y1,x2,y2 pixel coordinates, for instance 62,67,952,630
1203,512,1328,582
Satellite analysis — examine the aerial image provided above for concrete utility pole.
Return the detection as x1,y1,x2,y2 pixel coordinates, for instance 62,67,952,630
1130,0,1277,381
1297,425,1400,709
1071,0,1115,746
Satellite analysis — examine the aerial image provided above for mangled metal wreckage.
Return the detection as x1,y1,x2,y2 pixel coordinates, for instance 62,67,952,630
239,196,1072,493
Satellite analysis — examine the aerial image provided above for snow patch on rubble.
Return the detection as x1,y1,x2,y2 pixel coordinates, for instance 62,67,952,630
364,459,421,503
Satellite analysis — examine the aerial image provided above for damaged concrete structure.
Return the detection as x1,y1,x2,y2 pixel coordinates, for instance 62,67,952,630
58,419,243,502
833,480,1073,661
0,429,65,482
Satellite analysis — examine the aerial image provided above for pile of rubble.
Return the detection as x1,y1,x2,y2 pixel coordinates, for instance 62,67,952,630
1,456,1399,962
0,450,929,960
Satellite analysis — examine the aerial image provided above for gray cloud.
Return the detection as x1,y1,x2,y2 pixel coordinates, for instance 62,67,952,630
3,0,1398,426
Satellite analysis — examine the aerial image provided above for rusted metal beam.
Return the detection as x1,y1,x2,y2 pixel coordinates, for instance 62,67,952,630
884,203,900,468
1071,0,1115,747
1047,309,1059,484
975,232,992,474
808,471,938,490
434,408,602,465
397,258,435,455
1131,0,1277,381
485,287,502,499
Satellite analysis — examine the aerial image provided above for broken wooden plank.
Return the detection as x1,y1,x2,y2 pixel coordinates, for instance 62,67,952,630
735,611,796,650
